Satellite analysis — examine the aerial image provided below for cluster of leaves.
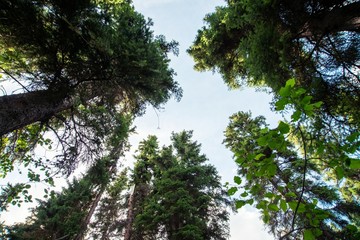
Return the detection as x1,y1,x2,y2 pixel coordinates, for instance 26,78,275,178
225,79,360,239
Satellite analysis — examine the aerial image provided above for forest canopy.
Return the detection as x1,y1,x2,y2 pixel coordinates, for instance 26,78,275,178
0,0,359,239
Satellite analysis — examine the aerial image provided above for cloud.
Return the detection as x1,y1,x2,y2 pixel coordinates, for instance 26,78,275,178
230,206,274,240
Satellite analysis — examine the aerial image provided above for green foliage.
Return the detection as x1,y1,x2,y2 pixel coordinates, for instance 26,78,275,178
132,131,231,240
0,0,181,181
1,131,230,240
1,154,124,240
189,0,360,140
224,80,360,239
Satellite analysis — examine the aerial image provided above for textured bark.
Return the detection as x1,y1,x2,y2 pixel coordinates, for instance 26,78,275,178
0,90,73,135
75,189,105,240
124,184,150,240
124,186,136,240
298,1,360,38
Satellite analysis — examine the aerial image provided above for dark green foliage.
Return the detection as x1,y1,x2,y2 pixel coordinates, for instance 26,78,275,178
0,0,181,177
2,158,112,239
189,0,360,131
130,131,231,240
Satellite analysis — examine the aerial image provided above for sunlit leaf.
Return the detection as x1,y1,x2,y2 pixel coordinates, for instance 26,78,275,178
277,121,290,134
349,159,360,169
228,187,238,196
234,176,242,185
268,204,279,211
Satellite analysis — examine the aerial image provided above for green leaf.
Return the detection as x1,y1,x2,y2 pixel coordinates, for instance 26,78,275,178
346,224,357,232
267,164,277,176
347,132,360,142
291,110,302,122
257,136,268,146
279,86,290,97
235,200,246,209
301,96,312,105
256,200,268,210
255,153,265,160
234,176,242,185
288,201,298,211
277,121,290,134
275,98,288,111
280,199,287,212
228,187,238,196
335,166,344,179
304,104,314,111
285,78,295,87
297,203,306,213
349,159,360,169
312,101,323,108
247,199,254,205
264,192,275,199
263,210,270,223
295,88,306,96
268,204,279,211
235,157,245,165
240,192,248,197
304,229,315,240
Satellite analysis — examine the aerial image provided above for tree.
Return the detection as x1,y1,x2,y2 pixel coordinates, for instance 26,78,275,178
0,0,181,175
224,80,360,239
188,0,359,130
126,131,231,240
1,156,122,240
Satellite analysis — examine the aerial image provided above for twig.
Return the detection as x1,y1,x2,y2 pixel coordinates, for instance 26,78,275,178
0,66,30,92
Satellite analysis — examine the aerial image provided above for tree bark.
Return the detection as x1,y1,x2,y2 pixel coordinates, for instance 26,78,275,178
0,90,73,136
74,188,105,240
124,185,136,240
298,1,360,38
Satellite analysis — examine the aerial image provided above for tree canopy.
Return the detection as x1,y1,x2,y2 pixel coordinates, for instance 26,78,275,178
1,0,359,239
188,0,359,130
128,131,231,240
0,0,181,175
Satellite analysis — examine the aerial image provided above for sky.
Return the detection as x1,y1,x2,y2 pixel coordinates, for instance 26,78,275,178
128,0,278,239
0,1,281,239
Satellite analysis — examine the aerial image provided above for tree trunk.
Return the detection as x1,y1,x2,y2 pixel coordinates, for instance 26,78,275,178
0,90,73,135
297,1,360,38
124,185,136,240
74,188,105,240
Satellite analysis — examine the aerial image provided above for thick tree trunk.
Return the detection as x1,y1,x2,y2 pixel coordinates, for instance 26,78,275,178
0,90,73,135
298,1,360,38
